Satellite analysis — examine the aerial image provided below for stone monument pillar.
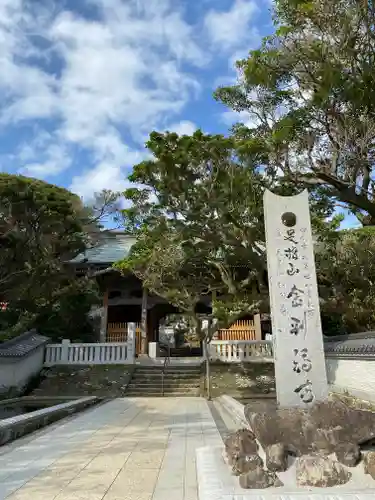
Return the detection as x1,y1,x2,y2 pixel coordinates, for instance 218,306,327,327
263,189,328,408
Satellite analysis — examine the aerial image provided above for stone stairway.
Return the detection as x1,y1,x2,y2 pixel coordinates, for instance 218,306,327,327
125,364,201,397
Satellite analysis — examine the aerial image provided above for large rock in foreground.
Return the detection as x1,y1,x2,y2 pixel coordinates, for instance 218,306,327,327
245,397,375,460
239,466,284,489
224,429,263,475
363,451,375,479
296,455,351,487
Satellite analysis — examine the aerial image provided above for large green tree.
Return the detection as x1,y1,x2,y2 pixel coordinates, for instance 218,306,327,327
0,174,117,340
117,131,267,337
116,130,337,339
215,0,375,226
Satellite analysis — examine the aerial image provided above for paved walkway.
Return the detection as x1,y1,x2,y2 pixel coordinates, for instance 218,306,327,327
0,398,223,500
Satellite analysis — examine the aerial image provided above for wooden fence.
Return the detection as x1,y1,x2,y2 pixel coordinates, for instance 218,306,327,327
217,316,261,341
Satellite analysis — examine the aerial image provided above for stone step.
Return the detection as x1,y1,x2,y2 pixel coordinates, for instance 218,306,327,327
125,391,201,397
134,367,201,373
130,382,200,389
126,365,201,397
127,383,200,390
133,367,201,372
130,386,200,392
135,357,203,364
131,377,200,384
131,374,200,381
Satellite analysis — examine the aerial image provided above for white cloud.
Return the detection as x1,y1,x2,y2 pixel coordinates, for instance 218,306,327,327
0,0,265,199
49,2,203,151
0,0,206,198
221,106,260,129
21,144,72,177
70,163,128,200
16,130,70,176
69,129,148,198
168,120,198,136
204,0,259,51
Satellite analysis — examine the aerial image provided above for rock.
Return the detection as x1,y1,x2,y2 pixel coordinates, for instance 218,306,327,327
245,396,375,458
363,451,375,479
265,443,288,472
335,443,361,467
231,455,263,476
296,454,351,487
312,427,340,454
239,466,283,489
224,429,258,457
225,429,262,475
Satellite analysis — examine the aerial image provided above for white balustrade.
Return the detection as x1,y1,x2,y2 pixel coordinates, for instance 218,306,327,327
209,340,273,362
45,323,137,366
45,341,132,366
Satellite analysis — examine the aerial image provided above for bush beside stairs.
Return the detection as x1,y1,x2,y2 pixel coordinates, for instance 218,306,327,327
125,364,201,397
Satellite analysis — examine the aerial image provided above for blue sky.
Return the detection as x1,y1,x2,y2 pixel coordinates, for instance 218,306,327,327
0,0,361,228
0,0,272,197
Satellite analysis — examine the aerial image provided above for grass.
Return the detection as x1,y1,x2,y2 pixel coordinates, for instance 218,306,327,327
201,361,275,401
30,365,135,398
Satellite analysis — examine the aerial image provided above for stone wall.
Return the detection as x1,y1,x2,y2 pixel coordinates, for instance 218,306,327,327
326,357,375,402
0,346,45,398
0,345,44,396
324,335,375,402
0,330,48,398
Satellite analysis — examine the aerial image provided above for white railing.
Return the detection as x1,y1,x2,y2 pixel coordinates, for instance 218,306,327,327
209,340,273,362
44,324,137,366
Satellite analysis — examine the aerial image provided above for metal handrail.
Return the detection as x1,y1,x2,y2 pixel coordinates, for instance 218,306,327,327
161,343,171,396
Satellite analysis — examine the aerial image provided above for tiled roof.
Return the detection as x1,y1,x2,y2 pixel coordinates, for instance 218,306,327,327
324,331,375,342
324,335,375,358
0,329,49,358
69,233,137,265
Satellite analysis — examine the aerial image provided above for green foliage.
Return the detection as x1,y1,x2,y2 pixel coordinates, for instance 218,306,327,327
113,0,375,337
115,131,268,335
0,174,101,340
317,227,375,334
215,0,375,226
32,279,100,342
116,130,337,338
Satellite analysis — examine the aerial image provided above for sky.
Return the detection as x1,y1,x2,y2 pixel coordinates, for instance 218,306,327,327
0,0,273,198
0,0,360,229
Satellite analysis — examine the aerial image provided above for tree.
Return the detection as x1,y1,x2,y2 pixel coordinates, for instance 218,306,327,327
117,130,336,323
115,130,337,397
215,0,375,226
0,174,115,340
317,226,375,335
116,131,273,331
115,131,271,398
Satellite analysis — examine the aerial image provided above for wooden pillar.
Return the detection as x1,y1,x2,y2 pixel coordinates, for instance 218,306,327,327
254,313,262,340
99,289,109,343
141,287,148,354
147,306,157,342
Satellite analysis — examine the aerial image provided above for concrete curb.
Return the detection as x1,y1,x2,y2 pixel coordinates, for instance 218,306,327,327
217,395,248,428
0,396,99,446
197,445,237,500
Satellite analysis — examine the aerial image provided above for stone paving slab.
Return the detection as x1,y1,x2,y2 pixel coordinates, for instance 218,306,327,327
0,397,223,500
